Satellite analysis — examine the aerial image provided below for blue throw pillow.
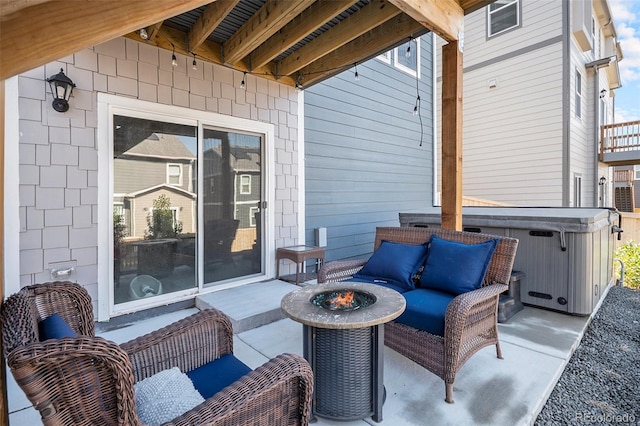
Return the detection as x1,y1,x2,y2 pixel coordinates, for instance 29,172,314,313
38,313,76,340
186,354,252,399
354,240,429,291
419,235,498,295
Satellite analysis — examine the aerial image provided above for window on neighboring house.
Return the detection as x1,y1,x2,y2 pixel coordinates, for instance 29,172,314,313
149,206,179,230
377,50,391,64
488,0,520,38
167,163,182,185
240,174,251,194
575,70,582,119
394,38,420,77
574,174,583,207
249,206,259,227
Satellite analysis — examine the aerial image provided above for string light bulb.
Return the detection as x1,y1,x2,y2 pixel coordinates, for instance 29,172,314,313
405,43,412,59
354,63,359,81
192,54,197,70
139,28,149,40
171,48,177,67
412,95,420,116
241,72,246,89
295,75,304,92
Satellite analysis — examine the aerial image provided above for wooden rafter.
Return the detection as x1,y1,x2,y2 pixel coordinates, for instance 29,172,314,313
126,26,295,86
299,13,425,87
0,0,214,80
389,0,463,42
147,21,165,42
459,0,495,15
188,0,240,52
249,0,359,70
223,0,315,66
277,0,401,78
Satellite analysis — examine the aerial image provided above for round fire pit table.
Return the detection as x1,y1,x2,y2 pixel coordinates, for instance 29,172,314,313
281,282,405,423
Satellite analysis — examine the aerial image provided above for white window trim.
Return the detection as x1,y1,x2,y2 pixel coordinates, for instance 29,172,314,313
487,0,520,38
249,206,259,227
167,163,183,185
97,93,276,320
574,174,583,207
394,38,421,78
148,206,179,228
377,50,391,64
575,69,583,119
240,174,251,194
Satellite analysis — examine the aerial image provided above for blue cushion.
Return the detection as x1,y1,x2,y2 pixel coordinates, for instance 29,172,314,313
38,313,76,340
186,354,252,399
345,277,409,294
353,241,429,291
395,288,456,336
419,235,498,295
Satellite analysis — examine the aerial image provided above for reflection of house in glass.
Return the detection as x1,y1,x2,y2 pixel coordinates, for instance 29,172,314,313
114,132,197,241
203,131,262,255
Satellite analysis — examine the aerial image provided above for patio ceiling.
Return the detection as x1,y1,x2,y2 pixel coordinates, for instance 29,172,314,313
0,0,494,86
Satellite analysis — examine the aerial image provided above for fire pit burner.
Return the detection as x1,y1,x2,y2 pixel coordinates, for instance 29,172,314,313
311,289,376,311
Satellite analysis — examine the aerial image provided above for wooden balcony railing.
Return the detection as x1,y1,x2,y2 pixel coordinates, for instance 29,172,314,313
600,120,640,164
614,169,634,185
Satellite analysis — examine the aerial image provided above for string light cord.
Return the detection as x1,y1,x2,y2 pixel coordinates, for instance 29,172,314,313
414,60,424,147
160,32,422,136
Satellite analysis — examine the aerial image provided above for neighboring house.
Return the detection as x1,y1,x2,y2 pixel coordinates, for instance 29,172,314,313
304,36,434,262
434,0,623,207
114,132,197,239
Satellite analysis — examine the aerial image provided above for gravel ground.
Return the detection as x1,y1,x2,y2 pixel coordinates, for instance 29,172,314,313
535,285,640,425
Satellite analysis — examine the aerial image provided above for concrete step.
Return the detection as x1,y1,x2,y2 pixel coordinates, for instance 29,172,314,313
196,280,300,333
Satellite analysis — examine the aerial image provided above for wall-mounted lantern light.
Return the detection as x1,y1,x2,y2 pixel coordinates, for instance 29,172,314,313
47,68,76,113
600,89,607,99
599,176,607,185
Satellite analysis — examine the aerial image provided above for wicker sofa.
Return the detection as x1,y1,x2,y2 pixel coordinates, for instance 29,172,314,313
2,281,314,425
318,226,518,403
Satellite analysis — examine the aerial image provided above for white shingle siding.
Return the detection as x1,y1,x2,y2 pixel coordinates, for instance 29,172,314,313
14,37,300,313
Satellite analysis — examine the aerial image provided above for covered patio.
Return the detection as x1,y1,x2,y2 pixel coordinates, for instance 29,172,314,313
6,279,593,424
0,0,487,418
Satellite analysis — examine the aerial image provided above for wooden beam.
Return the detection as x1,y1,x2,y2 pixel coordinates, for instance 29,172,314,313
124,26,295,86
389,0,463,42
147,21,165,42
188,0,240,51
250,0,359,70
0,0,215,80
441,41,463,231
299,13,425,87
459,0,496,15
0,79,6,426
277,0,401,78
223,0,315,66
0,0,52,18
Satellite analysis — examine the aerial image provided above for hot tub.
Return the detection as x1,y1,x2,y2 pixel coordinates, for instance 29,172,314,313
399,207,622,315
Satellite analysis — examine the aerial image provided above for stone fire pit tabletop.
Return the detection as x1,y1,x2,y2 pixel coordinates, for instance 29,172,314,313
281,282,406,329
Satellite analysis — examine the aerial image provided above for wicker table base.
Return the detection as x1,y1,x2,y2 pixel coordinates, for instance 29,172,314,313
304,324,384,421
281,282,405,423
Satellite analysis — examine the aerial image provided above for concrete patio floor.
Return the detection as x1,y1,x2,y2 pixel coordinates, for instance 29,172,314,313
8,279,594,425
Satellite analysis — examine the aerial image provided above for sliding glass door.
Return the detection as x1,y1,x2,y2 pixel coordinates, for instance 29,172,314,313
202,127,263,284
113,115,198,304
110,108,266,309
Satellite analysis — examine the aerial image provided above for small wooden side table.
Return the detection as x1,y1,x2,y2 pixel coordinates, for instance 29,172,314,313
276,245,325,285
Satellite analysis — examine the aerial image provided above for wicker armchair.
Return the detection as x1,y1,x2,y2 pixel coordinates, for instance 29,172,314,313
1,281,313,425
318,226,518,403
